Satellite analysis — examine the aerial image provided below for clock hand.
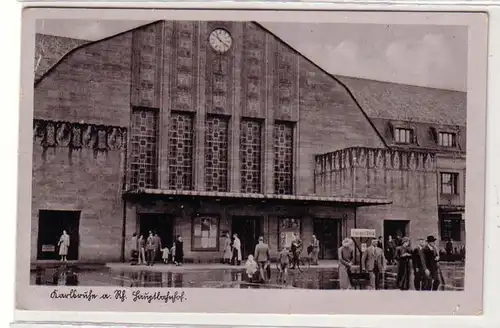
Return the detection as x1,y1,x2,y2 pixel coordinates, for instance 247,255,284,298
216,35,230,48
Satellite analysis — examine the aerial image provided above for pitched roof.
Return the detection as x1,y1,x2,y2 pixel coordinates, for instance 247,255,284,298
337,76,467,126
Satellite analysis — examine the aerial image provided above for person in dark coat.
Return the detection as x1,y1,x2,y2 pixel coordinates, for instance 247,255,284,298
386,235,397,265
412,237,427,290
174,235,184,266
422,235,440,291
395,237,412,290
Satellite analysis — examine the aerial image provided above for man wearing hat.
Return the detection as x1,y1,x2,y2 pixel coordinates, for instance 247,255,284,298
422,235,440,291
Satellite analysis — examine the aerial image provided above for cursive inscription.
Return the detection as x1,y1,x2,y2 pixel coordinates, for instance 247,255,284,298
49,288,187,305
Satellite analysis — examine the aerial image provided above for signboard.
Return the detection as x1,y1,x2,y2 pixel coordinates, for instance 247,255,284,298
351,228,376,238
41,245,56,252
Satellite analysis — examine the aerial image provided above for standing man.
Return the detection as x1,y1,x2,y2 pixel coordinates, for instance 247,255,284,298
254,236,271,282
146,231,155,266
153,231,162,263
362,238,386,290
422,235,440,291
412,237,427,290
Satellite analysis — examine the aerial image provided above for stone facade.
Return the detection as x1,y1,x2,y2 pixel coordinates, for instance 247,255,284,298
31,21,465,263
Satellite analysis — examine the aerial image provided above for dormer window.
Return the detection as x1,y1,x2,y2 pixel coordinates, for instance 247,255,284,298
438,132,456,147
394,128,413,144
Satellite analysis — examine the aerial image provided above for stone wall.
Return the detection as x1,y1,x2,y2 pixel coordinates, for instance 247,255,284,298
314,147,439,244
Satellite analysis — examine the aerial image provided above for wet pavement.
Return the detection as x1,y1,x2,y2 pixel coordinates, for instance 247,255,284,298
31,262,464,290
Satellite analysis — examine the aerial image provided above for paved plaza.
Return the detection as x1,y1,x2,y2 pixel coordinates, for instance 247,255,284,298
31,261,464,290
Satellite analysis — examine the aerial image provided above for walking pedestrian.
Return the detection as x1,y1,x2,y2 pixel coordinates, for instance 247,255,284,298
138,234,146,265
174,235,184,266
412,237,426,290
386,235,396,265
146,231,155,266
277,246,291,283
290,233,302,269
153,232,162,263
395,237,412,290
130,232,138,265
231,233,242,266
422,235,441,291
338,238,354,290
254,236,271,283
223,232,232,264
310,235,320,265
58,230,70,262
362,238,385,290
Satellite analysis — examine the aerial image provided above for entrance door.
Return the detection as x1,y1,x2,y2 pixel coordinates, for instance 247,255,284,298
37,210,81,261
138,214,174,261
231,216,262,259
313,218,341,260
383,220,410,246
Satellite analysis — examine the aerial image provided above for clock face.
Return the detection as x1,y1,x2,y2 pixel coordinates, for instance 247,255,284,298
209,29,232,53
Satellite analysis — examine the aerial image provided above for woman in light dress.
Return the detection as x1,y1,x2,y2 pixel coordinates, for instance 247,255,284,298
338,238,355,289
58,230,70,262
223,232,232,264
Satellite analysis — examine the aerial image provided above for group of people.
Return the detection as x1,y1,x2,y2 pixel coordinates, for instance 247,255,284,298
338,235,443,290
222,232,321,269
240,232,315,284
222,233,243,266
130,231,184,266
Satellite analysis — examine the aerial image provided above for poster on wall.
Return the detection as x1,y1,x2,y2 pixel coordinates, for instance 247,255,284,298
193,216,219,250
279,218,301,248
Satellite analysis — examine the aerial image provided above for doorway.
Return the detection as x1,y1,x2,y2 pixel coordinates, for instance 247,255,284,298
138,213,175,261
383,220,410,246
37,210,81,261
313,218,341,260
231,216,262,259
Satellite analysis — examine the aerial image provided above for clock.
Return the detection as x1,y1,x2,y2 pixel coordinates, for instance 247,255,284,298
209,28,232,53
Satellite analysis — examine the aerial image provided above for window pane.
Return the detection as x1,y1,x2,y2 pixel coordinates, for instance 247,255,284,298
274,122,294,195
395,128,413,144
440,215,462,241
130,108,159,189
205,115,229,192
441,172,458,194
240,119,262,193
439,132,456,147
168,112,194,190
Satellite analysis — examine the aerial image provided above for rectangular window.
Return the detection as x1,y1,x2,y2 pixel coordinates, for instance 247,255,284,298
274,122,294,195
394,128,413,144
438,132,456,147
168,112,194,190
205,115,229,192
440,214,462,242
240,118,263,193
130,108,159,189
192,215,219,251
441,172,459,194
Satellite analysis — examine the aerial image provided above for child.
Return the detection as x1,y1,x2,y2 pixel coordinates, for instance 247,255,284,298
170,243,176,264
161,246,170,264
278,246,291,283
244,254,258,282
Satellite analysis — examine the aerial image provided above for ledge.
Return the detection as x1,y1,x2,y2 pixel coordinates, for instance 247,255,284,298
122,188,392,207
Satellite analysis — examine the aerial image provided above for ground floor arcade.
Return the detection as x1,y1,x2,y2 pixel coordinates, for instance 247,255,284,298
32,191,463,263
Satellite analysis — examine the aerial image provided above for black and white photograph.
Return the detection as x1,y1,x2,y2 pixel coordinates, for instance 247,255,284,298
16,7,487,316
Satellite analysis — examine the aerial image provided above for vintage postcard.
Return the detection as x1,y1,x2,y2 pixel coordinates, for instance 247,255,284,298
16,7,487,318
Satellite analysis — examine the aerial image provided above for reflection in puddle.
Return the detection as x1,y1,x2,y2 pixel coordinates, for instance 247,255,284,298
31,263,464,290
